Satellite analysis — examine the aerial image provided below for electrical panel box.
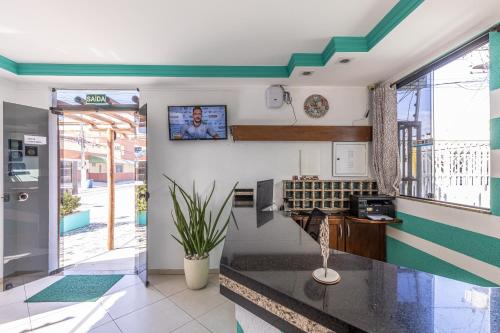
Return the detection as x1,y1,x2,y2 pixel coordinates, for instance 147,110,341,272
333,142,368,177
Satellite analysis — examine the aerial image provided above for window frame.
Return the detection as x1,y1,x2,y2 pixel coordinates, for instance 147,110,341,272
393,27,495,211
393,28,492,89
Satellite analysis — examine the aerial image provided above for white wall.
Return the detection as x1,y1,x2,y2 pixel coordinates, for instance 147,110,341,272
0,82,369,272
141,85,369,269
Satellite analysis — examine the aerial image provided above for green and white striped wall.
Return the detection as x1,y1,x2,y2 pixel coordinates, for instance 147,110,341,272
491,32,500,215
388,199,500,287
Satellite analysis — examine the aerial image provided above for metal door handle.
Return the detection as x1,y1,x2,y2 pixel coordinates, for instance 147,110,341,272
347,223,350,238
17,192,29,202
338,224,343,239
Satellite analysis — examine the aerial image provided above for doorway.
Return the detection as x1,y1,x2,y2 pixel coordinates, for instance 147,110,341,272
54,90,148,280
2,91,148,291
2,102,50,290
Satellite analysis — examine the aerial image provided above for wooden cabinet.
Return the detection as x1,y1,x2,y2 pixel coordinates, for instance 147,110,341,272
328,216,345,250
344,217,386,261
328,216,390,261
293,214,398,262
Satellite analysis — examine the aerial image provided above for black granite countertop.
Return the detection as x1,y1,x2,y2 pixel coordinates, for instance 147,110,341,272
219,208,499,333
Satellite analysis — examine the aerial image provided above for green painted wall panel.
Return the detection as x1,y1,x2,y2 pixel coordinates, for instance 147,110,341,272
386,236,497,287
491,177,500,216
491,117,500,149
236,321,244,333
490,32,500,91
392,212,500,268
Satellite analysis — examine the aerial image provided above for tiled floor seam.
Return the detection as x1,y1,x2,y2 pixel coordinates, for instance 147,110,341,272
196,319,215,333
109,290,195,333
156,285,188,298
23,285,34,332
165,316,198,333
193,299,231,333
190,298,228,319
168,320,194,333
110,318,125,333
106,292,167,321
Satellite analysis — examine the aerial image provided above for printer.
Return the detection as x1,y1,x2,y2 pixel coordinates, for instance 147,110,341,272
349,195,395,219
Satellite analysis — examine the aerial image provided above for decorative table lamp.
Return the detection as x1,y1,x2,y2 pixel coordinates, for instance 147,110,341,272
312,216,341,284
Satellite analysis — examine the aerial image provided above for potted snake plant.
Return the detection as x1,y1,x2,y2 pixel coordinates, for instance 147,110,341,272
164,175,237,289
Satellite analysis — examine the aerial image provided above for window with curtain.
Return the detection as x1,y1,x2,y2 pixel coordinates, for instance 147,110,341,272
397,35,490,209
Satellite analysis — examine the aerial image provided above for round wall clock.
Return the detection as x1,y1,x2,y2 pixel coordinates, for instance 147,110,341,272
304,94,329,118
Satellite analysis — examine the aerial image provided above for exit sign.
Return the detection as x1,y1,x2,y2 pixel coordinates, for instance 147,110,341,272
86,94,107,104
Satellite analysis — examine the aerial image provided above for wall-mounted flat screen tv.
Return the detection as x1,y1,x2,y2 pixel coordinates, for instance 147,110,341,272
168,105,228,140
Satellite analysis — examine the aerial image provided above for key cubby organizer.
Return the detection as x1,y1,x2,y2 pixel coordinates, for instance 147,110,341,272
283,179,378,211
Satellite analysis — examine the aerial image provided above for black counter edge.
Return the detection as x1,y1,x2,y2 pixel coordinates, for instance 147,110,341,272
220,265,359,333
220,285,305,333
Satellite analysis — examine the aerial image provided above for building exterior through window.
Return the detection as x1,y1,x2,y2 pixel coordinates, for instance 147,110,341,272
397,40,490,208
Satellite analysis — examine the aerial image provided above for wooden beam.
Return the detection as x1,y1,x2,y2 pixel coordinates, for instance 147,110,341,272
230,125,373,142
63,114,97,127
85,113,116,126
88,127,135,134
107,128,115,250
103,112,136,128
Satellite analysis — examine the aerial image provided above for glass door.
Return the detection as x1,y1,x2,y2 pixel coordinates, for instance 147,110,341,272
134,104,148,285
3,102,50,290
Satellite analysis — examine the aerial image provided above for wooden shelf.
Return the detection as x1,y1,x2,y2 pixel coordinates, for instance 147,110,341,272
230,125,372,142
345,216,402,225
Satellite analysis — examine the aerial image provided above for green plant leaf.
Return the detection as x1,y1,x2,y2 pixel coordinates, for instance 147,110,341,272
165,175,237,257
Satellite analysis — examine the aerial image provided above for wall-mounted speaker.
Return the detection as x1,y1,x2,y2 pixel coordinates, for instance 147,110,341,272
265,85,285,108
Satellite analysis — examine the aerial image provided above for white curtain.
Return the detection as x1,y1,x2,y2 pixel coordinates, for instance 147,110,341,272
371,83,400,196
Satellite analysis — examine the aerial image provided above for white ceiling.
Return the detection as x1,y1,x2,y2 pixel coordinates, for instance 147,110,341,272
0,0,499,86
0,0,395,65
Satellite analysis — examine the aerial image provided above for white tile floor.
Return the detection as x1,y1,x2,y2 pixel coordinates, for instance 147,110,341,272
0,274,236,333
64,247,136,275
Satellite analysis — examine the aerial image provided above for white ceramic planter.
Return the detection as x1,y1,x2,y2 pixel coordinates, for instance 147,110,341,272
184,256,209,289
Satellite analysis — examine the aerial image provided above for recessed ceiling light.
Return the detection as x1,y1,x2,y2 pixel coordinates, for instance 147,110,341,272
338,58,352,64
301,71,314,76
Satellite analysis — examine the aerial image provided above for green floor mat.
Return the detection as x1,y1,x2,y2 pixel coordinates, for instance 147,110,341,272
26,275,123,302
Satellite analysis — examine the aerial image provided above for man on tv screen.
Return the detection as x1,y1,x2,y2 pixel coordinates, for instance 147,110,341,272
180,106,219,139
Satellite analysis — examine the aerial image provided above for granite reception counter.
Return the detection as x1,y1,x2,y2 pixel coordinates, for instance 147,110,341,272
219,208,499,333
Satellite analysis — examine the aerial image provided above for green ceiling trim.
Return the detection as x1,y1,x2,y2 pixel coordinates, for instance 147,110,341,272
287,54,324,71
286,0,423,74
0,54,17,74
16,63,289,78
366,0,424,49
321,37,369,65
0,0,423,78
